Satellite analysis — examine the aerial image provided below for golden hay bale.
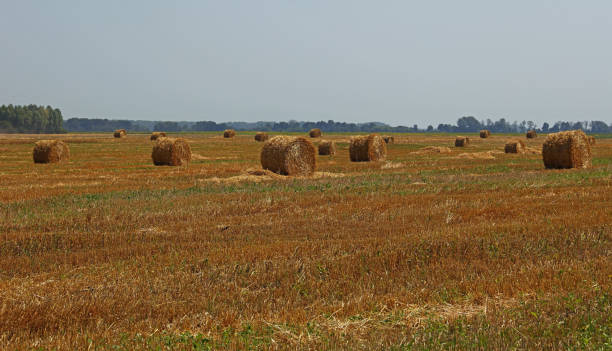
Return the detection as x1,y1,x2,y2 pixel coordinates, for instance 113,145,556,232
383,136,395,144
260,136,316,175
223,129,236,138
526,130,537,139
588,135,595,145
254,132,269,142
504,140,525,153
151,137,192,166
349,134,387,162
33,140,70,163
542,130,591,169
318,140,337,155
309,128,322,138
479,130,491,138
150,132,167,141
113,129,126,138
455,136,470,147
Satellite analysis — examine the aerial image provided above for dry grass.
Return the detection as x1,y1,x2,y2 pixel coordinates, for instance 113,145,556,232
318,140,336,156
0,132,610,350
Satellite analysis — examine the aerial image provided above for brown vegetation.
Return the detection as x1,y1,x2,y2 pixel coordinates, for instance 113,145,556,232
526,130,537,139
383,136,395,144
151,137,192,166
223,129,236,138
542,130,592,169
260,136,316,175
349,134,386,162
479,130,491,138
588,135,596,145
32,140,70,163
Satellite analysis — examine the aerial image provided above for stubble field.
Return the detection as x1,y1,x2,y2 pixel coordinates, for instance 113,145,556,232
0,132,610,350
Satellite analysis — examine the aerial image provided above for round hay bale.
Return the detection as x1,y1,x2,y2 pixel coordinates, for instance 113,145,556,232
223,129,236,138
309,128,322,138
261,136,316,175
150,132,167,141
542,130,591,169
33,140,70,163
587,135,596,145
455,136,470,147
254,132,269,142
504,139,525,153
318,140,336,156
114,129,127,138
479,130,491,138
349,134,386,162
383,136,395,144
526,130,537,139
151,137,192,166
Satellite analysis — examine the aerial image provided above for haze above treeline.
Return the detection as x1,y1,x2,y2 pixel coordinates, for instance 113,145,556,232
1,104,611,134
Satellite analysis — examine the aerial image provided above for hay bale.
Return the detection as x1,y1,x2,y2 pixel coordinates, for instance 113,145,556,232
260,136,316,175
223,129,236,138
542,130,591,169
526,130,537,139
254,132,269,142
150,132,166,141
383,136,395,144
479,130,491,138
349,134,386,162
114,129,126,138
309,128,322,138
455,136,470,147
504,140,525,153
318,140,336,156
151,137,192,166
33,140,70,163
588,135,596,145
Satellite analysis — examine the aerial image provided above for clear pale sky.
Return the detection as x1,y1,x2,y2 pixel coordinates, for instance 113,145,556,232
1,1,611,126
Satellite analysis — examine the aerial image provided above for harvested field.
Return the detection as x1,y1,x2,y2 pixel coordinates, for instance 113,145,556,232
0,132,610,350
223,129,236,138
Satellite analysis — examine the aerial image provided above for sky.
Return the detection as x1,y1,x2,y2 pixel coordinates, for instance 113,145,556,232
1,1,611,127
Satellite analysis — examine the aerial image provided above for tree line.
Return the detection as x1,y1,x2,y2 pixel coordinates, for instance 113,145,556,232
2,106,610,133
0,105,64,133
65,116,610,133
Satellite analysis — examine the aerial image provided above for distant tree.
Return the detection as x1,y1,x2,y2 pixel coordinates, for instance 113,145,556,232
590,121,609,133
0,104,65,133
456,116,482,132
